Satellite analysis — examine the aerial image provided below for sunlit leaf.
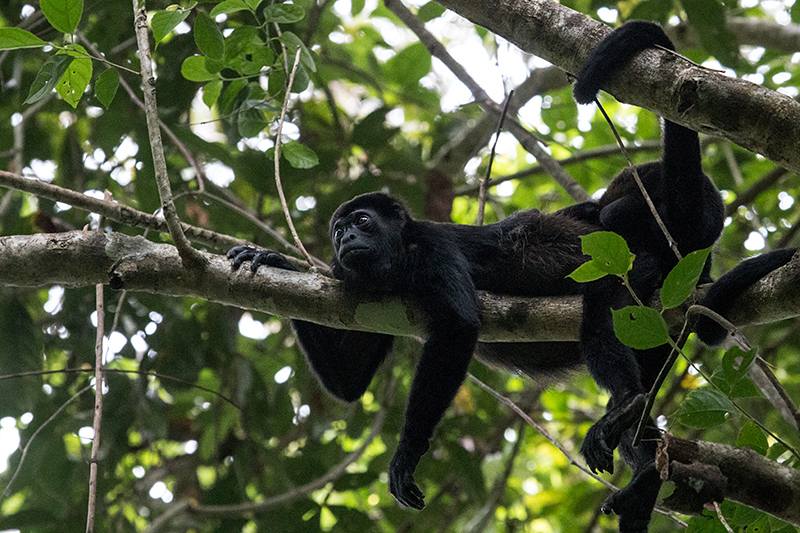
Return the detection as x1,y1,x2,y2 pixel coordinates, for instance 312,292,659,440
579,231,633,276
56,46,93,108
612,305,670,349
181,55,219,82
151,9,191,48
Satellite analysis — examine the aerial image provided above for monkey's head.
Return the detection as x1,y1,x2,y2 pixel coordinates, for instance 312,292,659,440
329,192,409,291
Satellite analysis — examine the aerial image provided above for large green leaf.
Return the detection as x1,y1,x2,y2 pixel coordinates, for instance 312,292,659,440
612,305,670,350
674,388,736,428
41,0,84,34
94,67,120,109
0,28,47,50
660,247,711,309
194,11,225,61
282,141,319,169
151,9,191,48
55,46,93,108
385,42,431,87
181,55,219,82
578,231,633,276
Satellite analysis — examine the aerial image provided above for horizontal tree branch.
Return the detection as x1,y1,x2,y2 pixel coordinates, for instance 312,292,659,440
1,231,798,344
434,0,800,172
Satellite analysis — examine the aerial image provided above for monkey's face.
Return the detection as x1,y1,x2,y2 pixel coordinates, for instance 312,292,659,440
330,207,405,291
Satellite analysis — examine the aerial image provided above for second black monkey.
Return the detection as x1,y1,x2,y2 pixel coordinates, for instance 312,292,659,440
230,21,725,533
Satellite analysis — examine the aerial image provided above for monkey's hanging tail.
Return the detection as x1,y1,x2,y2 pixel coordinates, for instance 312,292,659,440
572,21,674,105
695,248,797,346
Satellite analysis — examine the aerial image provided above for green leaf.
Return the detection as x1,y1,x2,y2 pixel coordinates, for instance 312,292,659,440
352,107,399,149
612,305,670,350
385,42,431,87
674,388,736,428
151,9,191,48
579,231,633,276
94,67,120,109
238,108,268,137
56,47,93,108
41,0,84,34
660,247,712,309
680,0,739,68
282,141,319,169
0,28,48,50
714,348,760,398
245,0,264,9
263,3,306,23
210,0,249,17
277,31,317,72
220,78,248,114
202,80,223,109
567,260,608,283
24,54,73,104
181,55,219,82
194,11,225,61
417,2,446,22
736,421,768,455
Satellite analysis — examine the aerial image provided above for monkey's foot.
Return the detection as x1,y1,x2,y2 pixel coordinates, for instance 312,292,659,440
601,460,660,533
581,394,646,474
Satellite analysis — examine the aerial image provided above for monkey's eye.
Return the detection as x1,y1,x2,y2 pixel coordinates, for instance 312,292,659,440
355,214,370,226
333,228,344,241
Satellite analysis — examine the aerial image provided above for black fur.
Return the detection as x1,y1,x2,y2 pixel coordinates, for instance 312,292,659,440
696,248,797,346
228,21,736,532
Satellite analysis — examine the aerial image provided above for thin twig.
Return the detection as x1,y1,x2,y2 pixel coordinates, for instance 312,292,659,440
714,501,735,533
86,192,110,533
272,48,315,267
476,91,513,226
131,1,205,268
594,100,682,261
0,169,242,251
752,355,800,436
0,368,239,409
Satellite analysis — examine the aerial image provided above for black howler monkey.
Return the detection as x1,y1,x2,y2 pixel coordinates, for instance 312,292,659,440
226,20,789,533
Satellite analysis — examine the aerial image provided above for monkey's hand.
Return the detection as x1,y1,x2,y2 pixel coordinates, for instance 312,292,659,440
581,394,646,474
227,245,297,272
388,448,425,510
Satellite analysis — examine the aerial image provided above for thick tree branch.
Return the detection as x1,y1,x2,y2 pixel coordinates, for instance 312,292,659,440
1,231,798,344
660,434,800,525
433,0,800,172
